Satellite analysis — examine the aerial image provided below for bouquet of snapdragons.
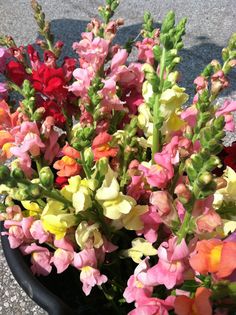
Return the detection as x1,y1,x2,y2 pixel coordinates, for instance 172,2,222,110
1,1,236,314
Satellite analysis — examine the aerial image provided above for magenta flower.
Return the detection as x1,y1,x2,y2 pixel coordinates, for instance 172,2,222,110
146,237,189,289
0,82,8,100
123,258,153,303
0,47,11,73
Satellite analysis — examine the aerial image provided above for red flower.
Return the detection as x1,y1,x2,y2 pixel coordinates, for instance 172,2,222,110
32,64,67,99
55,176,68,189
6,60,28,86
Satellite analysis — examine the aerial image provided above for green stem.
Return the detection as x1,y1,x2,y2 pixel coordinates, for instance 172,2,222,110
152,48,166,163
177,210,192,244
80,150,91,179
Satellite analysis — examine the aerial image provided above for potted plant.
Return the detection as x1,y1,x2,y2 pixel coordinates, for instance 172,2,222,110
1,0,236,314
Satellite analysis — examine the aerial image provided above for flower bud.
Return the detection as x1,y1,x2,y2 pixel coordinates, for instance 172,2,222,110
185,158,198,181
96,157,108,177
39,167,54,188
28,184,42,199
198,172,212,186
11,168,25,180
0,165,10,182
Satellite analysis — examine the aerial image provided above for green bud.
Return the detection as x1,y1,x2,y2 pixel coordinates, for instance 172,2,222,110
13,187,30,201
161,10,175,34
185,158,198,182
142,63,155,74
97,157,108,177
0,165,10,182
204,155,221,171
201,64,213,77
198,172,213,186
228,33,236,50
11,168,25,180
190,153,203,170
39,166,54,188
160,33,173,49
28,184,42,199
215,130,225,141
84,148,94,167
213,115,225,130
199,112,211,123
222,47,229,62
153,45,162,61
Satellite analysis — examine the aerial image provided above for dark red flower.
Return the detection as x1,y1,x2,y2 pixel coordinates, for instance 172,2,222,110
42,100,66,127
32,64,67,100
6,60,28,86
221,142,236,171
63,57,77,82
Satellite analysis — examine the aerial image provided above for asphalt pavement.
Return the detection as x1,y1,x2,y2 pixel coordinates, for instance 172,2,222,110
0,1,236,314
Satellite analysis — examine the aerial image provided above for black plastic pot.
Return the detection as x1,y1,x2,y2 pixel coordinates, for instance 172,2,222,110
0,222,98,315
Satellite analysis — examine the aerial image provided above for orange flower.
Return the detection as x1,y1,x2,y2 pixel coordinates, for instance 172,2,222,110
175,287,212,315
92,132,118,161
189,239,236,278
53,144,81,177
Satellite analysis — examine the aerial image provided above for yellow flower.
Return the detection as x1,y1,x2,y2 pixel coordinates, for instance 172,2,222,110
96,166,120,201
42,213,76,240
72,186,92,213
160,85,188,118
101,193,136,220
162,111,186,137
21,201,41,216
121,205,148,230
214,167,236,208
124,238,157,263
142,81,154,103
96,166,136,220
75,221,103,249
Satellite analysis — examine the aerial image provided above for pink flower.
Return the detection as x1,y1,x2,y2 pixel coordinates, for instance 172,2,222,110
128,296,174,315
150,191,179,227
146,237,189,289
68,68,91,98
181,105,198,127
139,152,174,189
194,76,208,92
74,248,107,296
11,121,45,157
41,118,60,164
119,63,144,92
123,258,153,303
216,100,236,131
99,78,125,112
73,33,109,73
136,38,156,65
52,248,74,273
0,47,11,73
138,206,162,243
30,220,51,244
211,70,229,94
20,243,52,276
110,49,128,72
